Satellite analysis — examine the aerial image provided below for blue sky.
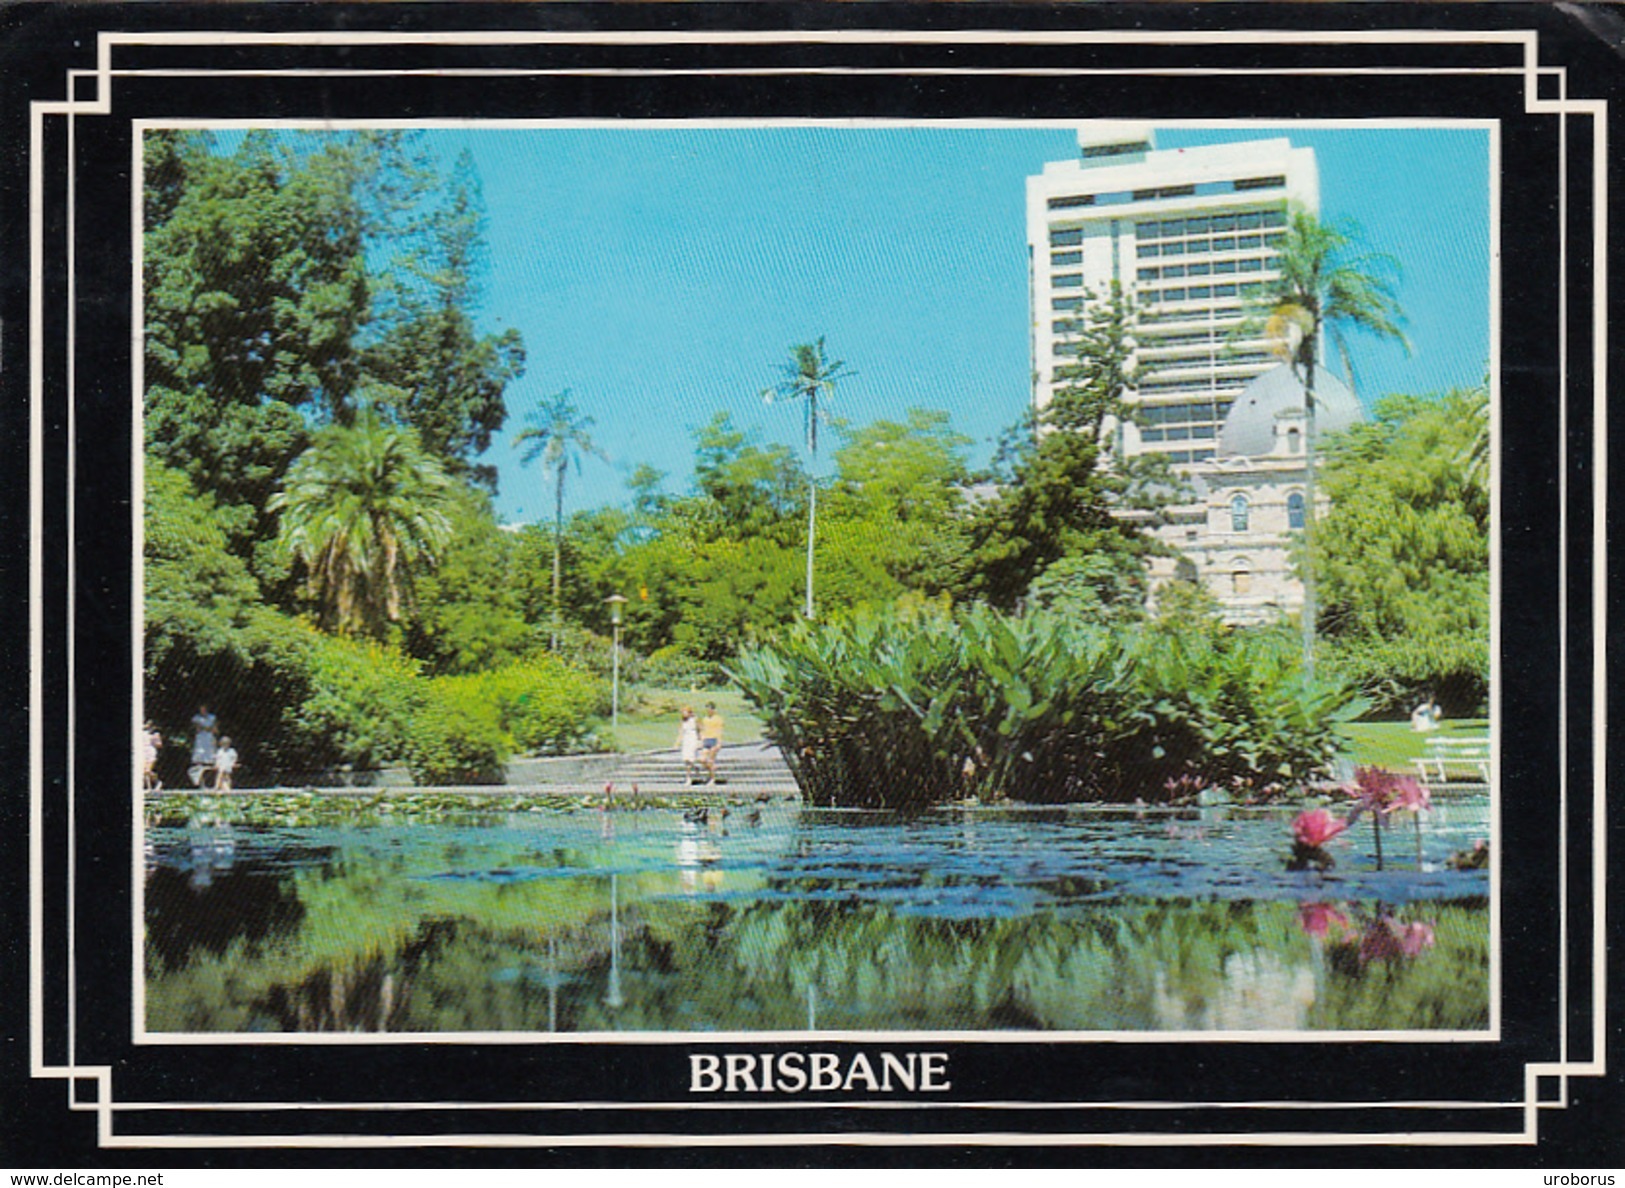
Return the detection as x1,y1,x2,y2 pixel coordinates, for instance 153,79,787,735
437,124,1489,524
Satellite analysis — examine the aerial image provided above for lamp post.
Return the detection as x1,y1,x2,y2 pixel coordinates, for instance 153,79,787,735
605,595,628,732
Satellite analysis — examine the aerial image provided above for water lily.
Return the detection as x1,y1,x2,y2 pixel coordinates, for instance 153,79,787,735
1298,902,1351,939
1357,915,1437,965
1286,808,1350,872
1292,808,1349,849
1344,766,1429,871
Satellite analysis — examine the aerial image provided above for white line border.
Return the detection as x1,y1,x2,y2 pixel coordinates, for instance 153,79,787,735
22,24,1600,1150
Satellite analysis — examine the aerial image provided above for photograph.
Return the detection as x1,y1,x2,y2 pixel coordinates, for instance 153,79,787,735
138,120,1494,1040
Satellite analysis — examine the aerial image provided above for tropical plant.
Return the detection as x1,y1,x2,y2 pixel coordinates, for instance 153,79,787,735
730,604,1357,809
271,413,457,638
763,338,856,620
1254,205,1408,675
514,389,606,651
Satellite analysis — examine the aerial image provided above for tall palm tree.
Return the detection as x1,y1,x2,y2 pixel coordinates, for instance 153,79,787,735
272,413,456,637
1261,206,1407,677
515,389,605,650
764,338,855,620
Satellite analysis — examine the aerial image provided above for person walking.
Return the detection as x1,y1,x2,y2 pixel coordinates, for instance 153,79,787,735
676,707,701,786
189,704,218,786
699,702,725,785
214,737,239,791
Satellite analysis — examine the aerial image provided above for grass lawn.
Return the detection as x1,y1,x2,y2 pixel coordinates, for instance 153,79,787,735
597,684,767,753
1338,717,1489,771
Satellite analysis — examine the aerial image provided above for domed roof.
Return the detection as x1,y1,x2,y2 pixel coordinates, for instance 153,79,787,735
1217,363,1363,458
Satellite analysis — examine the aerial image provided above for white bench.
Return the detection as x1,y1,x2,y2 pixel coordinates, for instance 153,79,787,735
1414,736,1490,789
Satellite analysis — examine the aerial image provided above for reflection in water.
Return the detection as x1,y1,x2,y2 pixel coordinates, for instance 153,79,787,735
145,799,1491,1034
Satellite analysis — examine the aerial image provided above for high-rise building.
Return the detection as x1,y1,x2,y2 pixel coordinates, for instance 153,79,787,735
1026,126,1352,625
1026,123,1319,465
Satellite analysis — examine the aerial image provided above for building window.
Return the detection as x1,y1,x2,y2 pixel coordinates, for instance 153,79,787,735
1051,250,1082,266
1048,194,1096,209
1232,562,1253,595
1230,494,1250,533
1049,228,1084,247
1287,490,1306,528
1236,175,1286,191
1053,274,1084,288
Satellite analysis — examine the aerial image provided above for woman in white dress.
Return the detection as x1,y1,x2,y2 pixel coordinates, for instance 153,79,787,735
676,707,701,786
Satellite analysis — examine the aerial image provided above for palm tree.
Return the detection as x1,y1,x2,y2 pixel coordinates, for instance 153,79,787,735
1261,206,1407,677
272,413,456,637
515,389,605,650
764,338,855,620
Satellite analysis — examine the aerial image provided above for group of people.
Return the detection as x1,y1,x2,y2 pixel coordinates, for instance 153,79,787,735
141,704,239,791
676,702,725,785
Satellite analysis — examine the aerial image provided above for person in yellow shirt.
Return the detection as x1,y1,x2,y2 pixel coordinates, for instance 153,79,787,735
698,702,725,784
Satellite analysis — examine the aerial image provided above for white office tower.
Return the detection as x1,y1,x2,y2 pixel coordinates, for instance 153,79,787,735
1027,123,1319,466
1027,126,1344,624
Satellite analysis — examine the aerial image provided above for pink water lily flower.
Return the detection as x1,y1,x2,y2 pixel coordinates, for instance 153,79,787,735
1389,776,1430,814
1298,902,1351,939
1357,916,1438,964
1292,807,1350,849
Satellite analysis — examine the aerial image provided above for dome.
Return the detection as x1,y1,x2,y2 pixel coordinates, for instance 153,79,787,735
1217,363,1363,458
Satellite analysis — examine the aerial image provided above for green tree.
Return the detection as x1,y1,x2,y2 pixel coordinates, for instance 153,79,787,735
143,131,372,566
402,487,532,674
966,284,1152,610
1313,389,1489,712
690,411,807,541
1255,205,1407,674
514,390,607,651
763,338,856,620
362,149,526,488
271,414,458,638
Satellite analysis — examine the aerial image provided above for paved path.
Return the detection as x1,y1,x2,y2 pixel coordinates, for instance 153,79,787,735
147,741,802,800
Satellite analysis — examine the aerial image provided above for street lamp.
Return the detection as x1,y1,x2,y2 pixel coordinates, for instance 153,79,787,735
605,595,628,732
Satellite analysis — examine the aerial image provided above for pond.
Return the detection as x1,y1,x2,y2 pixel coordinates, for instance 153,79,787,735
144,796,1491,1034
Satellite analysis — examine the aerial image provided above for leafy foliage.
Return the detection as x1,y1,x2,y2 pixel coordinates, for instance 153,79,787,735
271,413,458,637
731,604,1357,809
965,284,1159,611
1313,389,1490,712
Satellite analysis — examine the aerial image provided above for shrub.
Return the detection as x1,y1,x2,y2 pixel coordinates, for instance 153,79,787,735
403,684,508,785
731,604,1357,808
476,657,605,755
280,629,422,771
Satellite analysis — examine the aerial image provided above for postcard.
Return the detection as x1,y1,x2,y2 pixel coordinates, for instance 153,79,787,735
4,4,1615,1165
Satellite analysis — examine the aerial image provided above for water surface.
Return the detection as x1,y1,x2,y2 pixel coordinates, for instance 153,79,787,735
145,798,1491,1033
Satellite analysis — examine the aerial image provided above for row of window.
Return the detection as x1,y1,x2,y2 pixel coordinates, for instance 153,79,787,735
1142,281,1268,304
1145,350,1276,371
1137,232,1286,258
1137,375,1249,395
1136,208,1287,239
1139,303,1246,326
1138,400,1228,426
1044,176,1285,212
1229,492,1307,532
1138,257,1269,281
1141,424,1220,443
1155,448,1216,465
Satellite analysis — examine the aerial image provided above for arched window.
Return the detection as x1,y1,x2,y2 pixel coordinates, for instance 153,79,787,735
1231,559,1252,596
1230,493,1250,533
1287,491,1306,530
